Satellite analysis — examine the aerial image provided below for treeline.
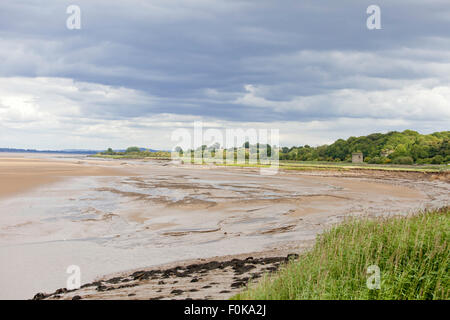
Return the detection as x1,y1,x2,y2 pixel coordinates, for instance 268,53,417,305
280,130,449,164
99,130,449,164
100,147,170,158
175,142,274,161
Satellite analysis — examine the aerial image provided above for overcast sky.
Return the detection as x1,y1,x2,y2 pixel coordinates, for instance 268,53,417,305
0,0,449,150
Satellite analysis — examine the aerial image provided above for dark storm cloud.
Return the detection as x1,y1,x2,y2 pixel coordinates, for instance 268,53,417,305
0,0,449,149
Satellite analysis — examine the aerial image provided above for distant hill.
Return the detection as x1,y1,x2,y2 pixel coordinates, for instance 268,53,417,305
0,147,162,155
0,148,100,155
280,130,450,164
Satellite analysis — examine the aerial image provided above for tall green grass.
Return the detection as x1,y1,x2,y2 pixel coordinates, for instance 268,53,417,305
233,208,449,300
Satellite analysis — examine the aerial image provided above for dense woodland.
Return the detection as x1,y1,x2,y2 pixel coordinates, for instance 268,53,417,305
280,130,449,164
101,130,449,165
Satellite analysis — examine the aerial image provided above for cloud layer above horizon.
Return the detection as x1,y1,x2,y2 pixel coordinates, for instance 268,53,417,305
0,0,449,149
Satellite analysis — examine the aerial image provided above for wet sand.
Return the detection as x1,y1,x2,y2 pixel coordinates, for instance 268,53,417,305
0,154,448,299
0,154,127,199
34,249,309,300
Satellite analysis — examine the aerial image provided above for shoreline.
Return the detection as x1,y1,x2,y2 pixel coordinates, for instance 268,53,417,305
0,154,128,199
1,154,448,299
2,153,446,204
90,154,449,173
33,243,314,300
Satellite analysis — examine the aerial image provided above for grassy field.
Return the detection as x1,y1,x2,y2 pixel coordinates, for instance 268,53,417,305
180,158,448,173
233,207,449,300
91,153,448,172
278,160,448,172
90,154,171,160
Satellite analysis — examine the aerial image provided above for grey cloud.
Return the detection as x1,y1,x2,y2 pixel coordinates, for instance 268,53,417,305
0,0,449,148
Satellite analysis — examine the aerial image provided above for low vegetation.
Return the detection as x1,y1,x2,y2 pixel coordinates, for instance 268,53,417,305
93,130,449,169
233,207,449,300
92,147,170,159
213,161,448,173
280,130,449,164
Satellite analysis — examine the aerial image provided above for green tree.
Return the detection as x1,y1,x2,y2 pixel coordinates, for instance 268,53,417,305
126,146,141,153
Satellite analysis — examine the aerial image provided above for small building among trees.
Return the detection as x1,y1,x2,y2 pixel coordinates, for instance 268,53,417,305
352,152,364,163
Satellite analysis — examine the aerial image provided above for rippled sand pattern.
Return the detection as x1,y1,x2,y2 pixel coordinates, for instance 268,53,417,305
0,154,448,299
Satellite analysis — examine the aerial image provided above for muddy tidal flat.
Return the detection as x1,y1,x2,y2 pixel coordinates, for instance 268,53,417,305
0,153,448,299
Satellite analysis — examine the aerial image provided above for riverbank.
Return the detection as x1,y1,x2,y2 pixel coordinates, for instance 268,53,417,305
0,154,448,299
34,208,449,300
234,207,449,300
90,153,449,173
33,246,311,300
0,154,127,199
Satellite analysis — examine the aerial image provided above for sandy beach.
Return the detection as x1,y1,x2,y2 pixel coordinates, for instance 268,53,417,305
0,154,127,199
0,153,448,299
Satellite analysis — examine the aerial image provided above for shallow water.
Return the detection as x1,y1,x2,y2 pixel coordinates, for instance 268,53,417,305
0,155,447,299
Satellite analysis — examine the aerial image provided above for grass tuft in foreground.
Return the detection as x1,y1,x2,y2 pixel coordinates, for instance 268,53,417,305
233,208,449,300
